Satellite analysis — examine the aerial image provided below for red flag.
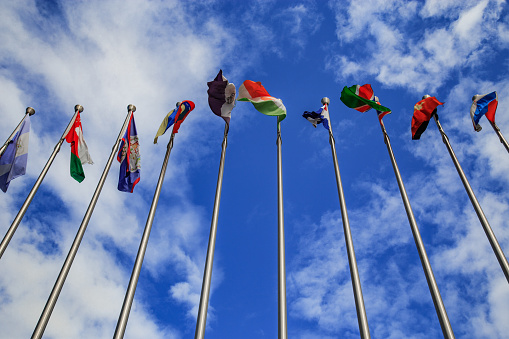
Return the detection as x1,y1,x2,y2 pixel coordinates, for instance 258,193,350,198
411,97,444,140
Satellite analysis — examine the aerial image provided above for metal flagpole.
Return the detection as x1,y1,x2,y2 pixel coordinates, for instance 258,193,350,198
276,120,288,339
324,97,370,339
489,122,509,154
429,97,509,283
113,130,176,339
32,105,136,339
379,119,455,339
0,105,80,260
195,123,229,339
0,107,35,157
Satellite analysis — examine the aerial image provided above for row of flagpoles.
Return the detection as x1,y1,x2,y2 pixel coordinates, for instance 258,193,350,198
0,70,508,338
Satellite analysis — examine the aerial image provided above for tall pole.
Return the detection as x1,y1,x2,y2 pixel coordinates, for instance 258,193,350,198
0,107,35,157
32,105,136,339
379,120,454,338
276,120,287,339
324,97,370,339
489,122,509,154
430,103,509,283
113,131,176,339
195,123,229,339
0,105,80,260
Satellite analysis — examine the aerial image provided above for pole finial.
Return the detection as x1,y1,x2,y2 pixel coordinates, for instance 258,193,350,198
321,97,330,105
128,104,136,112
75,105,84,113
422,94,431,100
26,107,35,116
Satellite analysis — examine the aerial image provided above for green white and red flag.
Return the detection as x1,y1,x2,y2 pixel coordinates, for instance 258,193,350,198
340,84,391,114
238,80,286,123
65,112,93,182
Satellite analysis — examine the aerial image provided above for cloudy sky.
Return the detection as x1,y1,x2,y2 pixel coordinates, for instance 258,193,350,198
1,0,509,338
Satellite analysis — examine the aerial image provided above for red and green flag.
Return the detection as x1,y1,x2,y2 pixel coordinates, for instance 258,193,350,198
65,112,93,182
340,84,391,116
238,80,286,123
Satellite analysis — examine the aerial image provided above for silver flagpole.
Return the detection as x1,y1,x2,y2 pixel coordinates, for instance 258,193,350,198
429,96,509,283
379,119,454,339
0,107,35,157
0,105,80,260
489,122,509,154
195,123,229,339
276,120,288,339
32,105,136,339
324,97,370,339
113,130,176,339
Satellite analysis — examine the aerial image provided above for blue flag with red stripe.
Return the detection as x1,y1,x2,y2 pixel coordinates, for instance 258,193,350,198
117,114,140,193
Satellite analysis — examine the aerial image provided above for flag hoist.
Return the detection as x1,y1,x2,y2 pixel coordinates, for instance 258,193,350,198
412,95,509,283
340,84,454,338
238,80,288,339
194,70,236,339
0,105,82,260
32,105,137,339
303,97,370,339
114,100,195,339
470,91,509,153
0,106,34,157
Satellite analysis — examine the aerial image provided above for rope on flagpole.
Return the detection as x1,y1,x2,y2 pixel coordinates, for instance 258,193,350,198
379,119,455,338
32,105,136,339
0,107,35,157
195,122,229,339
0,106,78,260
324,97,371,339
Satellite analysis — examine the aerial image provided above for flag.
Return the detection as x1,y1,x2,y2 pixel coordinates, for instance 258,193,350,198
207,69,236,124
118,114,140,193
154,100,195,143
302,105,330,130
374,96,391,121
411,96,444,140
470,91,498,132
238,80,286,122
65,112,93,182
340,84,391,115
0,116,30,192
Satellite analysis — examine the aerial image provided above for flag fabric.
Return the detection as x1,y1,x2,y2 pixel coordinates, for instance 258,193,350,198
238,80,286,123
0,116,30,192
302,105,330,130
470,91,498,132
65,112,93,183
118,114,140,193
154,100,195,143
411,96,444,140
374,96,392,121
340,84,391,115
207,69,236,124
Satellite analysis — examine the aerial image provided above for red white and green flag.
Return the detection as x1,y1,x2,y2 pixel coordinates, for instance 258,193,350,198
340,84,391,115
65,112,93,182
238,80,286,123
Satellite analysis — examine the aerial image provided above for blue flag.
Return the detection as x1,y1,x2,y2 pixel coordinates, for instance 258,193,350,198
117,115,140,193
302,105,330,130
0,116,30,193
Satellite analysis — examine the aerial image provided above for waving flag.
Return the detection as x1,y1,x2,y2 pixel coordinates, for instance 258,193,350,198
238,80,286,122
470,91,498,132
302,105,330,130
154,100,195,143
208,70,236,124
374,96,392,121
0,116,30,192
340,84,391,115
118,115,140,193
411,96,444,140
65,112,93,182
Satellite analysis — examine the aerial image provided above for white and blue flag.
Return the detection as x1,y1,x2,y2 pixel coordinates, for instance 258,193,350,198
302,105,330,130
0,116,30,192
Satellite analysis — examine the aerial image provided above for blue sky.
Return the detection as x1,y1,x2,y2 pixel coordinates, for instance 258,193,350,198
1,0,509,338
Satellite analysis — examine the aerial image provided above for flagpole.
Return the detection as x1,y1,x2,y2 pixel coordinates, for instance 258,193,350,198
195,123,228,339
0,105,80,260
429,99,509,283
489,122,509,154
113,130,176,339
276,120,288,339
379,119,454,338
323,97,370,339
0,107,35,157
32,105,136,339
